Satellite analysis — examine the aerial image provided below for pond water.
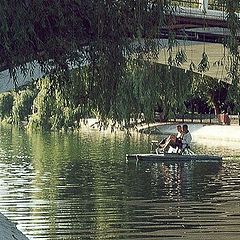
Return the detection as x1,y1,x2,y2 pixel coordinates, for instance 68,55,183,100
0,126,240,240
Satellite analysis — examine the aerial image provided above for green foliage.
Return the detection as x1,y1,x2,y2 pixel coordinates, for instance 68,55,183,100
0,0,192,123
28,78,54,129
112,61,193,122
226,76,240,113
175,48,188,66
0,60,195,129
190,74,229,114
12,89,35,124
0,1,239,125
0,1,168,73
28,73,91,130
224,0,240,82
197,52,210,73
0,92,14,120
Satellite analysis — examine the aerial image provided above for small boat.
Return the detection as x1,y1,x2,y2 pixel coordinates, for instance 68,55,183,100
126,153,222,162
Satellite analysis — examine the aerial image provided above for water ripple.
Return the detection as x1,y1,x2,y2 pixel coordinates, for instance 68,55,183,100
0,129,239,239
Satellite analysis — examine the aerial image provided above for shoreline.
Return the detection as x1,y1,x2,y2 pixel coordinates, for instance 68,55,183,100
0,212,29,239
81,120,240,144
136,122,240,143
5,118,240,143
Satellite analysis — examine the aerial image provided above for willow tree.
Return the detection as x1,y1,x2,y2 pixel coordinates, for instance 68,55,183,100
189,0,240,115
190,74,230,115
224,0,240,114
0,92,14,120
0,0,239,125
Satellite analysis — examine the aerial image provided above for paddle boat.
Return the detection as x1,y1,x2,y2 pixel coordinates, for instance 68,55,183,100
126,140,222,163
126,153,222,162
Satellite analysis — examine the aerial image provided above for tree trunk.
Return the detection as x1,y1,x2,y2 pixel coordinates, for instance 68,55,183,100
212,102,221,115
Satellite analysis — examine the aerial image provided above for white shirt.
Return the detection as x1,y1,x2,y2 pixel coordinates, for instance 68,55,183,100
176,131,182,138
182,131,192,148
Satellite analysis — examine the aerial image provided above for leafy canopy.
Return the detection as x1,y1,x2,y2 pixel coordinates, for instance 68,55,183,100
0,0,239,123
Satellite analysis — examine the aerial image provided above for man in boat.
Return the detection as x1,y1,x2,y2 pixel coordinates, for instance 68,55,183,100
181,124,192,153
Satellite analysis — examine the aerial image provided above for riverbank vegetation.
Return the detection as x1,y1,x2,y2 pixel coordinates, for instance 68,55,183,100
0,61,239,131
0,62,191,129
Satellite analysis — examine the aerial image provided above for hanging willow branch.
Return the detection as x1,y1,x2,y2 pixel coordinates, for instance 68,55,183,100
224,0,240,82
0,1,169,72
0,0,173,120
0,0,239,124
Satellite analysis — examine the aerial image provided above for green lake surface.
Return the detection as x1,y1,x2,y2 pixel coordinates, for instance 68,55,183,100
0,126,240,240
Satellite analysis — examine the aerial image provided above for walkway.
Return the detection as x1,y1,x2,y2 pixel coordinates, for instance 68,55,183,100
137,122,240,146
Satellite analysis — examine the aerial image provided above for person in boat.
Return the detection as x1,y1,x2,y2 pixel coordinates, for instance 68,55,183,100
175,125,183,149
158,124,193,154
166,124,192,153
157,125,183,153
181,124,192,151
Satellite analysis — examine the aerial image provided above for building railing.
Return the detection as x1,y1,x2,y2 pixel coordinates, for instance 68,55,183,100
170,113,218,124
159,113,240,125
170,0,228,12
170,0,240,23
